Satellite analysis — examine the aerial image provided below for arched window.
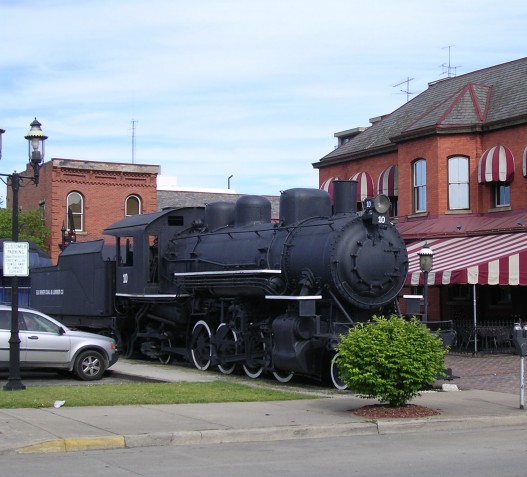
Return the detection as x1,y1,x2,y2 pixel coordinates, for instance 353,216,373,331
448,156,469,209
67,191,84,232
413,159,426,213
125,195,142,216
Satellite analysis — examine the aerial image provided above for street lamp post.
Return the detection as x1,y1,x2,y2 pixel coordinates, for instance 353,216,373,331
1,118,47,391
418,242,434,322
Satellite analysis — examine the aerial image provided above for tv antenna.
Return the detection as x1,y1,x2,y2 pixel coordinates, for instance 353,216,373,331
441,45,460,78
131,119,138,164
393,77,415,102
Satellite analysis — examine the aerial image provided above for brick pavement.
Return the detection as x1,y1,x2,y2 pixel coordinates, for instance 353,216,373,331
445,353,524,394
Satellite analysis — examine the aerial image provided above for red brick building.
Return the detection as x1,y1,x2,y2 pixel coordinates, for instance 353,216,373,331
314,57,527,344
12,159,159,262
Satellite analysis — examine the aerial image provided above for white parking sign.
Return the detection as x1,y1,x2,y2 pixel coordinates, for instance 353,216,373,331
3,241,30,277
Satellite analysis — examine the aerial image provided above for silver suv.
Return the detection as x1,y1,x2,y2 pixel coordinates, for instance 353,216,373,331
0,305,118,380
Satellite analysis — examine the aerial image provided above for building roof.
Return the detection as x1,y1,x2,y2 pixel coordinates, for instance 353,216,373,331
50,158,160,175
315,57,527,167
157,190,280,219
396,210,527,240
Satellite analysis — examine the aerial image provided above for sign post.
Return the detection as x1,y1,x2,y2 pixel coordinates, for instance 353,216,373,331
512,323,527,409
3,241,29,391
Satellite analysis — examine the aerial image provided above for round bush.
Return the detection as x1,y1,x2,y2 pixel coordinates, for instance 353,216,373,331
336,315,448,407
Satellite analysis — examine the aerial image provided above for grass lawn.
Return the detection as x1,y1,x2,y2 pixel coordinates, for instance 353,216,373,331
0,380,314,409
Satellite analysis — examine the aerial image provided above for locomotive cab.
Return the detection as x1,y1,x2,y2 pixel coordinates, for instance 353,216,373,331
103,207,204,298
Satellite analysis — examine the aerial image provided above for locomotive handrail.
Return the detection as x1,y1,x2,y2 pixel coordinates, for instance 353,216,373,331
116,293,190,298
173,269,282,276
265,295,322,300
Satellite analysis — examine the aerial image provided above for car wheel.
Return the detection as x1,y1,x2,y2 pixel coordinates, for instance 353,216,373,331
74,350,107,381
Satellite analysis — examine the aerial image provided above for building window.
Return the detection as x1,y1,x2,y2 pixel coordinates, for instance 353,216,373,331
447,285,471,302
413,159,427,213
448,156,469,209
390,198,398,217
125,195,142,216
67,192,84,232
490,286,512,305
494,182,510,207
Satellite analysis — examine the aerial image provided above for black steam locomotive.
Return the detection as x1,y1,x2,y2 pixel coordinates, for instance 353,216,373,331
31,180,408,388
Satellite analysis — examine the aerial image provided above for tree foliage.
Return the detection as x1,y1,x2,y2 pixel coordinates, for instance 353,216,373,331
336,315,448,407
0,208,50,251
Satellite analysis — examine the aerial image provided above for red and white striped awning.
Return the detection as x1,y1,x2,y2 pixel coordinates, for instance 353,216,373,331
320,176,340,202
405,234,527,286
377,165,398,196
477,145,515,183
350,172,374,201
320,176,340,193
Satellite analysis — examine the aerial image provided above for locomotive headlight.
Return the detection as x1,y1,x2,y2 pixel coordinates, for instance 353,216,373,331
373,194,391,215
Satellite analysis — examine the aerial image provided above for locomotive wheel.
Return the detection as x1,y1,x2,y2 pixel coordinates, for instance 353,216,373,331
190,320,212,371
272,369,294,383
243,363,264,379
242,331,265,379
216,323,237,375
330,353,348,390
158,338,173,365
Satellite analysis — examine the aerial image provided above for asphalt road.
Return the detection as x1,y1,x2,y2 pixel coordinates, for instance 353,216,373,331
2,426,527,477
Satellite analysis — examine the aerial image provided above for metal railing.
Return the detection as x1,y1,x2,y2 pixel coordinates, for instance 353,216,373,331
451,319,515,354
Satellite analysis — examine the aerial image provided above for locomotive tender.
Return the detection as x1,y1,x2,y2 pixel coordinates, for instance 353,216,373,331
31,180,408,388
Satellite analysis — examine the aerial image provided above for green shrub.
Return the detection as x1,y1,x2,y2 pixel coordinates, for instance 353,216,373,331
0,208,50,250
336,315,448,407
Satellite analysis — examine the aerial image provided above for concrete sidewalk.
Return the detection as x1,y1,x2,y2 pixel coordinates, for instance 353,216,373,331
1,356,527,455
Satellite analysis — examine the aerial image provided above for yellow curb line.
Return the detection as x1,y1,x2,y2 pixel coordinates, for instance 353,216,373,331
15,435,125,454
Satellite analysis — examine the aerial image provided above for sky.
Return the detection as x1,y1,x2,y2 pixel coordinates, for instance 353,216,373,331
0,0,526,202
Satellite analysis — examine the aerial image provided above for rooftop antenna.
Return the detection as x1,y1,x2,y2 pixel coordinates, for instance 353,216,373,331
393,77,415,102
441,45,460,78
131,119,138,164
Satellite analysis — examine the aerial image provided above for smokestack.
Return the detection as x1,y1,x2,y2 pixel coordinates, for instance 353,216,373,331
333,180,357,214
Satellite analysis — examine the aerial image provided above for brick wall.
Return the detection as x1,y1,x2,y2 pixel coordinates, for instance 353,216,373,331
10,159,159,262
319,124,527,219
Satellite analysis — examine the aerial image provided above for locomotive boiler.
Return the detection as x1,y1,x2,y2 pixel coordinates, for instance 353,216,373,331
31,180,408,388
